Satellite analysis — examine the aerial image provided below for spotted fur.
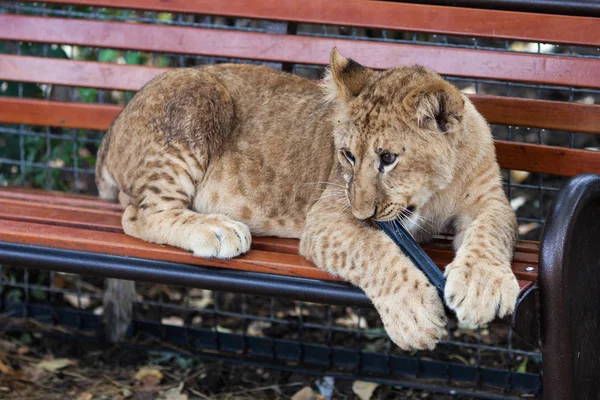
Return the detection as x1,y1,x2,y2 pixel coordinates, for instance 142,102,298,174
97,49,518,349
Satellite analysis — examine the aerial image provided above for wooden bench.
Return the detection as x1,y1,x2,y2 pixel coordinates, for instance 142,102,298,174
0,1,599,398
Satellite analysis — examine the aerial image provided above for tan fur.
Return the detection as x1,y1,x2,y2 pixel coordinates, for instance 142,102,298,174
97,48,519,349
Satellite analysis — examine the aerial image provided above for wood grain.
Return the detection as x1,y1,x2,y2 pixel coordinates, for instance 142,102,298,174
495,141,600,176
1,15,599,88
22,0,600,46
0,189,539,282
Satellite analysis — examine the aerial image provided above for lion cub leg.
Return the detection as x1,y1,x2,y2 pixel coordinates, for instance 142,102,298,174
444,167,519,326
122,159,252,258
300,199,447,351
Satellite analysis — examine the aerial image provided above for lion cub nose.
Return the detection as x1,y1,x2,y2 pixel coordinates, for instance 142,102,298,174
352,205,377,220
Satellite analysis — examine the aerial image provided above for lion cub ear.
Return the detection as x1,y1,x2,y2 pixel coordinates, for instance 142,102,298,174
402,81,465,134
323,47,376,102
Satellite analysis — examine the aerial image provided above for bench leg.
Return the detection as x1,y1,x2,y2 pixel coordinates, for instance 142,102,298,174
539,174,600,400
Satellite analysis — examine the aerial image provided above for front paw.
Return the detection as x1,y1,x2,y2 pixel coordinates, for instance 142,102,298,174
444,263,519,326
372,276,447,351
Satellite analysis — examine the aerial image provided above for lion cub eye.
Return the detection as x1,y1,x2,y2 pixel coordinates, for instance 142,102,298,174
380,152,397,166
342,149,356,165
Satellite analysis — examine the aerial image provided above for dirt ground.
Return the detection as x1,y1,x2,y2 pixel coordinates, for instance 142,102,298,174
0,330,478,400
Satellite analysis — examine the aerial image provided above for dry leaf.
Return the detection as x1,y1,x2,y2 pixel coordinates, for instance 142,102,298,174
134,368,163,387
189,289,213,309
52,276,66,288
161,316,184,326
518,222,540,235
17,346,30,355
37,358,75,372
0,338,17,352
291,386,315,400
0,360,13,375
15,365,47,382
76,392,93,400
511,170,530,184
160,383,187,400
510,196,526,211
247,320,271,337
63,293,92,309
352,381,379,400
335,312,368,330
315,377,334,400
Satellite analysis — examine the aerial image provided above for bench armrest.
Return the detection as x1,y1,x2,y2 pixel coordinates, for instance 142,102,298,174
538,173,600,400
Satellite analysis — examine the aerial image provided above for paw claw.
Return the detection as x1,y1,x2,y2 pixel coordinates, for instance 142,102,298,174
444,264,519,326
374,275,447,351
190,216,252,259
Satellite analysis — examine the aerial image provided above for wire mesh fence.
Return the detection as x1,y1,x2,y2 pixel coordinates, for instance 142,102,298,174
1,1,599,397
0,264,542,398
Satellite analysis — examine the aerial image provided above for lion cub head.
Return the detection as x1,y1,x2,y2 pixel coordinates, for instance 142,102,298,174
323,48,467,223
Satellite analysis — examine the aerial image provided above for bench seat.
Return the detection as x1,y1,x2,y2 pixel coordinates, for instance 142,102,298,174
0,187,537,295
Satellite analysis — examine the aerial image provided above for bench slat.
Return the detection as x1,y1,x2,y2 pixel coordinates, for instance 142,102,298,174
0,217,538,283
0,189,540,255
1,97,597,177
3,55,600,134
0,219,336,280
0,54,165,93
23,0,600,47
0,197,539,263
0,192,539,281
495,141,600,177
2,15,599,88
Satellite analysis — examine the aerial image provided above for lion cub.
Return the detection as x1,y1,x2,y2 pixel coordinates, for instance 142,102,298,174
97,48,519,349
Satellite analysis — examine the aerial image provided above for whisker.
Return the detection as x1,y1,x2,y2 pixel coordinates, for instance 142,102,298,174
306,181,347,189
395,216,416,240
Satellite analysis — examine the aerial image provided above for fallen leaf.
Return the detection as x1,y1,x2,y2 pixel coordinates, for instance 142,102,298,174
161,316,184,327
76,392,93,400
246,320,271,337
160,383,187,400
17,346,30,355
448,354,470,366
510,196,526,211
517,357,529,373
134,367,163,388
460,85,476,95
63,293,92,309
16,365,47,382
0,339,17,352
52,276,66,288
518,222,540,235
315,376,334,400
291,386,315,400
188,289,213,309
0,360,13,375
37,358,75,372
511,170,530,184
335,312,368,330
352,381,379,400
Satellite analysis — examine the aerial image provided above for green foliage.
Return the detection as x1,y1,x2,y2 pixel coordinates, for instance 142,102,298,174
0,7,176,192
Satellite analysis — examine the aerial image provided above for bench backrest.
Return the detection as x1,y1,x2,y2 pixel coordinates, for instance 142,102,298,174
1,0,599,240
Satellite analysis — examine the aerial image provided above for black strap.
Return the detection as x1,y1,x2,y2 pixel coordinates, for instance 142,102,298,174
377,220,446,298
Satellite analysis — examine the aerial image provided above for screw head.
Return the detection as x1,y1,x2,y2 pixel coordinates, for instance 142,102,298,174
525,266,535,272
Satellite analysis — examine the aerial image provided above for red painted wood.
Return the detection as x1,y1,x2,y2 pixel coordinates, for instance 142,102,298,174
1,15,598,88
0,189,539,281
24,0,600,46
3,55,600,134
495,141,600,177
0,55,166,93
